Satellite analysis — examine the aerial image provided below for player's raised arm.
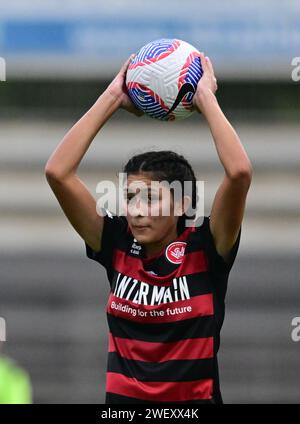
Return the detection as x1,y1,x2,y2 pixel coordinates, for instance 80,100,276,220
193,52,253,262
45,54,142,253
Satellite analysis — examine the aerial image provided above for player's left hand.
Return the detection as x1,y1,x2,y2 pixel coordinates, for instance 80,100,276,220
192,52,218,113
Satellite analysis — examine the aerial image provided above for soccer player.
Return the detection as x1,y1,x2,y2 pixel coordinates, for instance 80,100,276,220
45,52,252,404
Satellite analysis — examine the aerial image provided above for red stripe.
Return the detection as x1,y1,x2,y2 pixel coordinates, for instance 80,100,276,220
128,40,181,70
178,51,201,88
108,333,213,361
106,372,213,402
178,51,201,111
107,292,213,323
113,249,208,285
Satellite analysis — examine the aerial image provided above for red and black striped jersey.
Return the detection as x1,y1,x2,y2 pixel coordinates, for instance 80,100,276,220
85,210,241,404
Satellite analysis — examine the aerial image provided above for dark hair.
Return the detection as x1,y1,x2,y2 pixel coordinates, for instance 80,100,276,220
122,150,198,234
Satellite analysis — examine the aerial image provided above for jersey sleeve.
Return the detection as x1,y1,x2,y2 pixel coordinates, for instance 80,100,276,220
85,208,128,273
204,215,241,273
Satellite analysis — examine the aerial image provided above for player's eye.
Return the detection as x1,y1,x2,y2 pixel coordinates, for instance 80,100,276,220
124,189,160,204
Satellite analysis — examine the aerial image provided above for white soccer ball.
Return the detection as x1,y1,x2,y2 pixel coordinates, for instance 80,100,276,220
126,38,203,121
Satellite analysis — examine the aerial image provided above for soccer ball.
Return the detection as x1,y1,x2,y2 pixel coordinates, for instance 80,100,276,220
126,38,203,121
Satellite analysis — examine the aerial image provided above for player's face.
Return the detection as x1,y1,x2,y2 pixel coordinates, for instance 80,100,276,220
124,173,181,245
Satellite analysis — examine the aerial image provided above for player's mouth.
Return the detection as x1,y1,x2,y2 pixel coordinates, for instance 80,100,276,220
132,225,150,230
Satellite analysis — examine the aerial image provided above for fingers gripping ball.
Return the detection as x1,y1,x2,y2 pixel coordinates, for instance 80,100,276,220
126,39,203,121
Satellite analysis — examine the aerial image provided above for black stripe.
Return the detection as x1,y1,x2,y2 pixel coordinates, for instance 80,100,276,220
175,272,213,296
116,234,132,251
105,392,215,404
185,234,207,253
111,271,213,300
107,314,215,343
107,352,215,381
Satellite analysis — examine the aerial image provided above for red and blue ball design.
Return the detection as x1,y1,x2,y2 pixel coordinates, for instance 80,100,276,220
126,38,203,121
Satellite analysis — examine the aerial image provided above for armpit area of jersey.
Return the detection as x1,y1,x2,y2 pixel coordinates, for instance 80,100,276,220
203,216,242,273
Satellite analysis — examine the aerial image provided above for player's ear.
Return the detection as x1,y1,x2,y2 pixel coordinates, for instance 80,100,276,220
174,196,192,216
183,195,192,215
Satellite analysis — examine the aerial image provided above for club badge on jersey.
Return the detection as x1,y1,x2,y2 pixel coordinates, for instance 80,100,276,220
165,241,187,264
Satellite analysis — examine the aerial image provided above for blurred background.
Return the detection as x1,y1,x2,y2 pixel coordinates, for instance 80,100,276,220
0,0,300,403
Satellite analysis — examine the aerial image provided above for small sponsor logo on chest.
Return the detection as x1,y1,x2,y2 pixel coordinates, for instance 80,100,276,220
130,239,142,255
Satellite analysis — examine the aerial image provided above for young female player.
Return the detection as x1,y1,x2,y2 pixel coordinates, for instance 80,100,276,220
45,52,252,404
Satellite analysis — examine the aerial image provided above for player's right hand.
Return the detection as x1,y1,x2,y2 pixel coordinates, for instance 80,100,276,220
192,52,218,114
105,54,144,117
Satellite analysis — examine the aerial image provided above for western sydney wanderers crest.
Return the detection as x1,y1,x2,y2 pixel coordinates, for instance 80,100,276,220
165,241,187,264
